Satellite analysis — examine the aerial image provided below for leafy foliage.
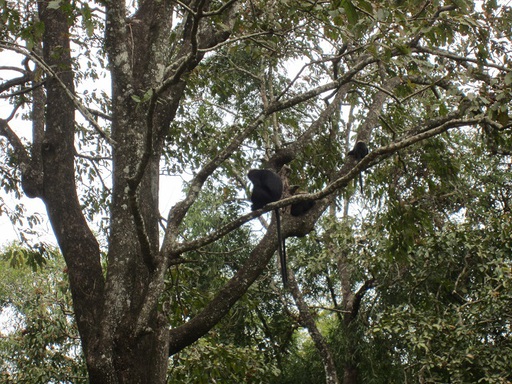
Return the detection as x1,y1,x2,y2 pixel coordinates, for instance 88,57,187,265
0,0,511,382
0,244,86,383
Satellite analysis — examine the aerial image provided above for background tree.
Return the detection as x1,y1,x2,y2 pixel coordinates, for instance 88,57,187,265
0,243,87,383
0,0,511,382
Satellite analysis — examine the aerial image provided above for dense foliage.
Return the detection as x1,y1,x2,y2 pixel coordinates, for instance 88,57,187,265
0,245,87,383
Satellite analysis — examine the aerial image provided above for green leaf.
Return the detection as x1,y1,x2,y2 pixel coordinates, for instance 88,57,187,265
47,0,61,9
439,103,449,116
504,72,512,86
341,0,359,26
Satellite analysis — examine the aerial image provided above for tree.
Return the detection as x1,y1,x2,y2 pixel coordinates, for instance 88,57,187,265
0,243,87,383
0,0,511,382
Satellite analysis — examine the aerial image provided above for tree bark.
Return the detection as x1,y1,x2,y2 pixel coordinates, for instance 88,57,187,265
37,0,107,379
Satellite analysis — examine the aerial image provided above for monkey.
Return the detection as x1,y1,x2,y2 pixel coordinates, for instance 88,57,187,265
291,200,315,216
289,185,316,217
248,169,283,210
248,169,287,287
348,141,368,160
347,141,368,194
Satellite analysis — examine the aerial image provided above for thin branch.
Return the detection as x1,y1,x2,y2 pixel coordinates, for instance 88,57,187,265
0,65,28,73
352,79,401,104
400,76,450,103
414,45,512,73
287,269,340,384
309,306,350,314
410,0,431,20
87,107,112,121
74,152,111,161
227,57,263,82
268,54,378,114
203,0,238,16
409,4,458,46
175,0,196,16
0,81,44,98
4,102,23,122
276,61,309,101
0,41,116,146
0,74,32,94
197,30,276,53
0,119,31,166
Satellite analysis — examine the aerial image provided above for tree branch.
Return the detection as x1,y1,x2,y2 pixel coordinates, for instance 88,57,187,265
267,83,351,170
288,270,340,384
0,73,32,94
414,45,512,73
162,113,267,255
135,0,242,333
0,41,116,145
268,54,378,114
168,217,282,354
0,119,31,166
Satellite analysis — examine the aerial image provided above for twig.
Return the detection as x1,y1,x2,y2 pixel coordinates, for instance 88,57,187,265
0,41,117,146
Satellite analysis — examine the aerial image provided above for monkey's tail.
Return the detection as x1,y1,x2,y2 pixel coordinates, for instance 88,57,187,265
275,209,287,287
359,173,364,194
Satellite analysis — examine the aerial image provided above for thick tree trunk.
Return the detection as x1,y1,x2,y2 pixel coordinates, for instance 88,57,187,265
99,1,183,381
104,104,170,383
37,0,107,379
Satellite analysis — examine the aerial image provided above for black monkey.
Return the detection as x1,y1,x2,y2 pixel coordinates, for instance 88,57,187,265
348,141,368,193
248,169,287,287
289,185,316,217
291,200,315,216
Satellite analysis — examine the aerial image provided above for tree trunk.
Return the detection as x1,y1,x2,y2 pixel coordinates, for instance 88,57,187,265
37,0,108,379
289,272,340,384
37,0,237,381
